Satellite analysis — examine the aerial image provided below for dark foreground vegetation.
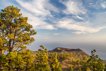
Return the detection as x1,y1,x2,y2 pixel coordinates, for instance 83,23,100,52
0,6,106,71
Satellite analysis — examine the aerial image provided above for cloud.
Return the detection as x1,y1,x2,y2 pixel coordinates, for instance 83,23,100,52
97,0,106,9
86,0,106,10
16,0,57,30
56,18,105,34
16,0,59,17
100,1,106,9
21,11,56,30
60,0,87,15
15,0,106,33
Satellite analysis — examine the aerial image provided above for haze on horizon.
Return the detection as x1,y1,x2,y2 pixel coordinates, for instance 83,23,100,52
0,0,106,59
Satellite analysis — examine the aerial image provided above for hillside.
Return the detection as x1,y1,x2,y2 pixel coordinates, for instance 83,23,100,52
33,47,105,71
49,47,89,70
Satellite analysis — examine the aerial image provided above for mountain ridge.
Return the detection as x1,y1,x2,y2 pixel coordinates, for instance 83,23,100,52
49,47,89,56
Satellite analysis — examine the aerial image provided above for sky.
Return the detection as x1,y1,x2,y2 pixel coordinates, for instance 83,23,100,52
0,0,106,59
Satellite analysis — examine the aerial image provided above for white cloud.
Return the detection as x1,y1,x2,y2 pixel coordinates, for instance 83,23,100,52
16,0,59,17
21,11,56,30
16,0,106,33
101,1,106,9
75,15,84,20
16,0,57,30
56,19,105,34
60,0,87,15
88,0,106,10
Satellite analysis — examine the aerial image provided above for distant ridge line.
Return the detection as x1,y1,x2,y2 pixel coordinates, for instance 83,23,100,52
50,47,82,52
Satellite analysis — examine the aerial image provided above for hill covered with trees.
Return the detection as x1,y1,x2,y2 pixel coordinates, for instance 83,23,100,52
49,47,89,70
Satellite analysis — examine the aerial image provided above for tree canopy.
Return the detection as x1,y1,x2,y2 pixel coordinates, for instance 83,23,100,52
0,6,36,53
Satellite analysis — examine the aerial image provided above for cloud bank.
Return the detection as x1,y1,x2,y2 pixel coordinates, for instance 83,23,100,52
14,0,106,34
0,0,105,35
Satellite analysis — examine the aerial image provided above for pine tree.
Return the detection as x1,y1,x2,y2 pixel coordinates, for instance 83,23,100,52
82,49,105,71
35,45,50,71
19,49,35,71
0,6,36,71
0,5,36,53
49,53,62,71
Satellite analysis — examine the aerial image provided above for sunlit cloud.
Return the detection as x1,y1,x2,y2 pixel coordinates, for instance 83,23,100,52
60,0,87,15
56,18,105,34
16,0,59,17
16,0,57,30
21,11,56,30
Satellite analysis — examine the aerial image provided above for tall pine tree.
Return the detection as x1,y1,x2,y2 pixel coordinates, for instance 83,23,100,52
0,6,36,71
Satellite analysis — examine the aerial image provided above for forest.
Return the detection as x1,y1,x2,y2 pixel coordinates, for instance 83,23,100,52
0,6,106,71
